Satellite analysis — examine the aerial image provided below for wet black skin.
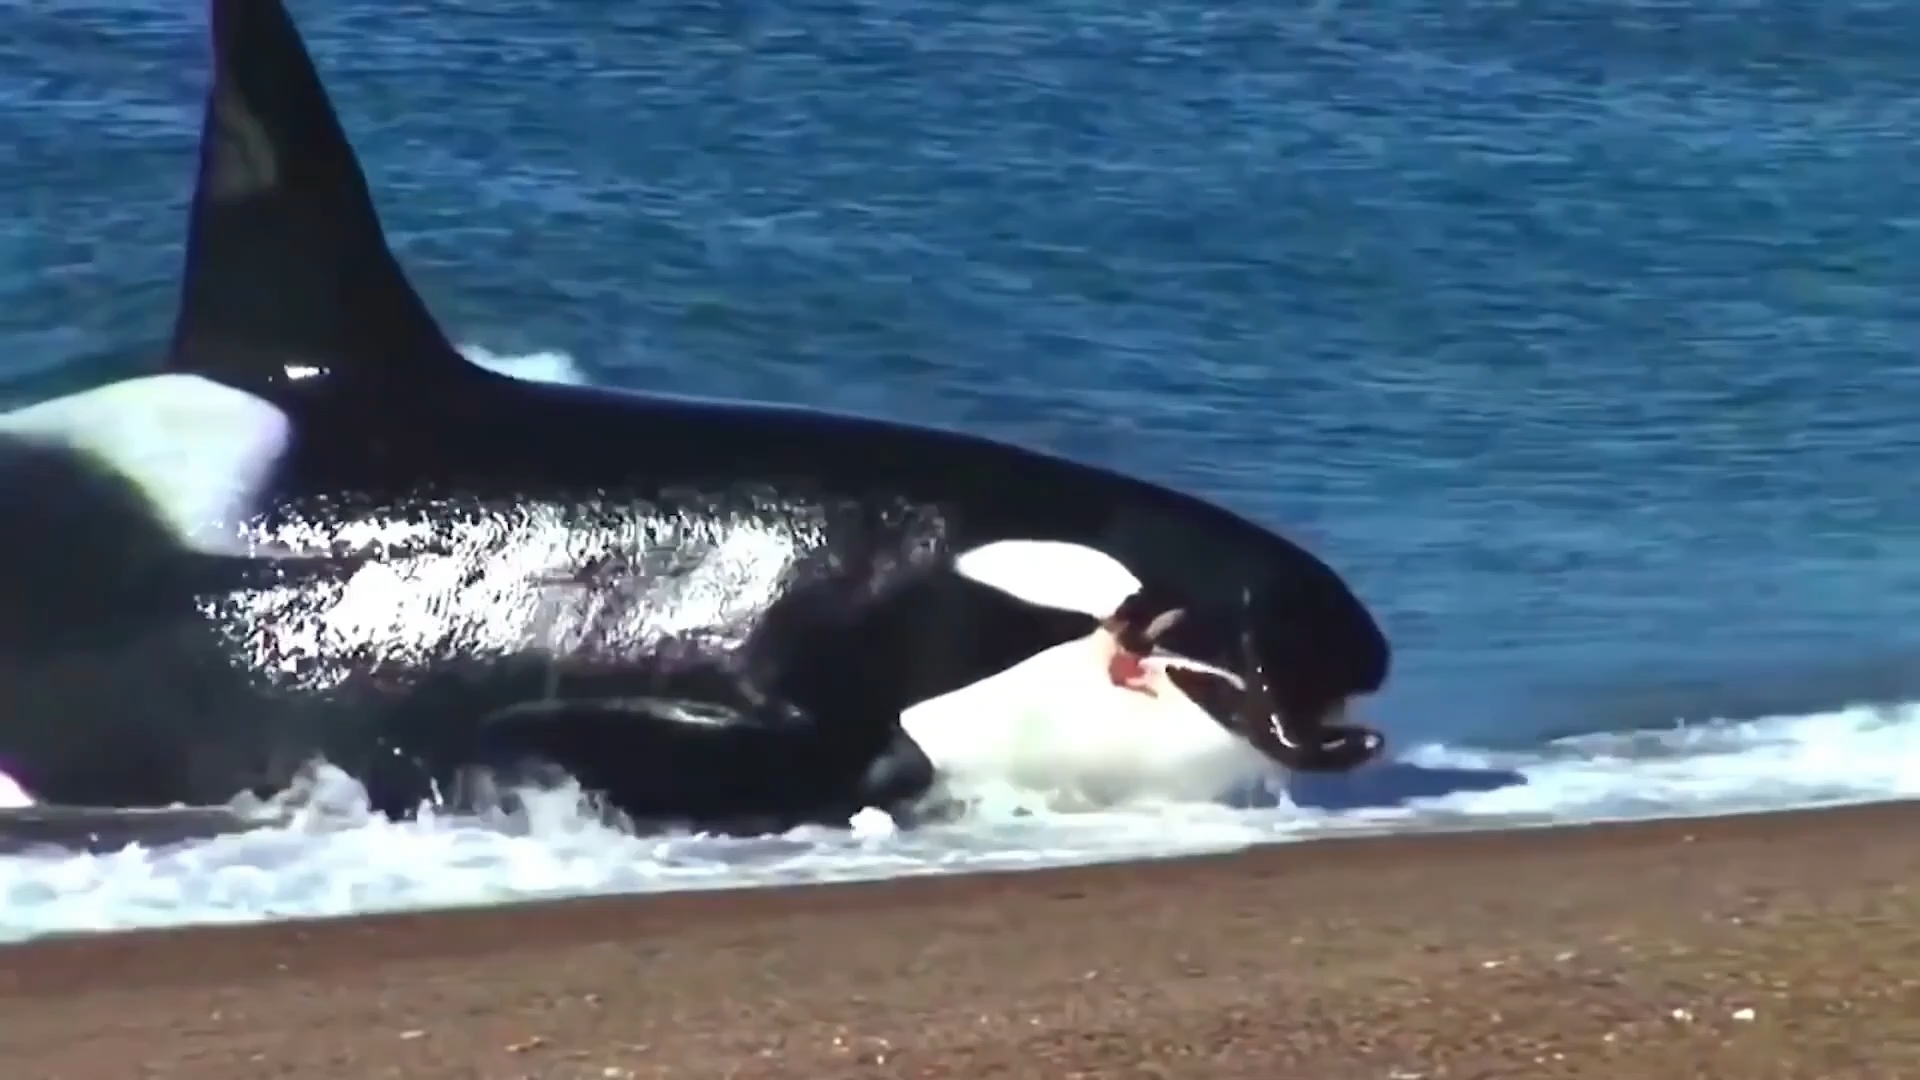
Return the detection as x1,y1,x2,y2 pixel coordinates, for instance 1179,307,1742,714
0,0,1391,836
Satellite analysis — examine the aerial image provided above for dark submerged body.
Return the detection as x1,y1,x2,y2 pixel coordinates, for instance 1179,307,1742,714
0,0,1390,838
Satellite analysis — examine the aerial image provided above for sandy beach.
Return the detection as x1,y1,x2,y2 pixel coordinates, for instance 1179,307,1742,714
3,801,1916,1079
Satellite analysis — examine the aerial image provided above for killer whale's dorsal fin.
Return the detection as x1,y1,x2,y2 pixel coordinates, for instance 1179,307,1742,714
168,0,477,395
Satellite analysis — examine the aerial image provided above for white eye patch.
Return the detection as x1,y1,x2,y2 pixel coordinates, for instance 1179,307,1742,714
952,538,1142,619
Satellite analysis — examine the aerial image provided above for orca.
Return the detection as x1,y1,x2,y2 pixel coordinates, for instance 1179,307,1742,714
0,0,1391,839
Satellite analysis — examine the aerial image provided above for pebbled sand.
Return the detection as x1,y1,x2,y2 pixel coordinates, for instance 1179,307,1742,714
4,801,1918,1079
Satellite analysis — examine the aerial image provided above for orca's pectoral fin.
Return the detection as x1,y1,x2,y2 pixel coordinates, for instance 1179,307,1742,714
473,694,770,789
467,695,811,822
470,695,934,833
482,695,765,735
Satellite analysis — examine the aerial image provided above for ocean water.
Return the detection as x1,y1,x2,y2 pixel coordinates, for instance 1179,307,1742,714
1,0,1918,939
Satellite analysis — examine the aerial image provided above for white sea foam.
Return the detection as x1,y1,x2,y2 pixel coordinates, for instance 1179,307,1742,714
3,701,1913,943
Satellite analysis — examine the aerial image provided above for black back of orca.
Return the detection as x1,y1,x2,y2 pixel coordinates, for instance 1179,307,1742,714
0,0,1389,831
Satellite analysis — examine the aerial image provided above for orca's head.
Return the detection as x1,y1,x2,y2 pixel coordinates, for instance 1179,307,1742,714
952,537,1390,776
1157,590,1388,775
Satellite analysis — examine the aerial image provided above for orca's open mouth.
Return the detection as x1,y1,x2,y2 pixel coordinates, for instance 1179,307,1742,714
1161,620,1386,776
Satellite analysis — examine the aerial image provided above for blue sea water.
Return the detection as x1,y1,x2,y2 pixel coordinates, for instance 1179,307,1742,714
2,0,1919,784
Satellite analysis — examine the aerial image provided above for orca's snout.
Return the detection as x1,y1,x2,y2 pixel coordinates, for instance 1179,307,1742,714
1229,586,1388,775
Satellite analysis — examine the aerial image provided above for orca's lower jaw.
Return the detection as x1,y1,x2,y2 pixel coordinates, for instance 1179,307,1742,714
1251,701,1386,775
1164,652,1386,777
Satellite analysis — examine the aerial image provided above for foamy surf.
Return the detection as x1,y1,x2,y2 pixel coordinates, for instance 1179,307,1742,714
2,347,1913,943
4,696,1916,943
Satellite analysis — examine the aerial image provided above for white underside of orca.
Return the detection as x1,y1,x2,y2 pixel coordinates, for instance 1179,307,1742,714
0,374,289,555
913,538,1273,810
901,627,1271,809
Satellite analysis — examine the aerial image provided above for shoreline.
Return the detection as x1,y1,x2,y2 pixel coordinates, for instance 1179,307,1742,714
4,795,1894,949
0,795,1898,949
0,791,1889,933
6,798,1917,1077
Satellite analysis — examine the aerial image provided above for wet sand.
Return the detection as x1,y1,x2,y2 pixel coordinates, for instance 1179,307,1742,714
4,801,1918,1079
